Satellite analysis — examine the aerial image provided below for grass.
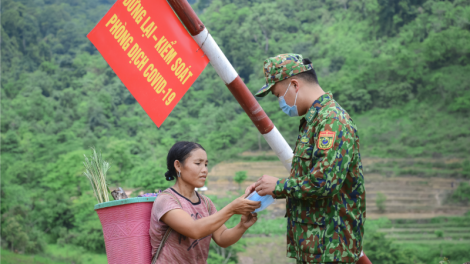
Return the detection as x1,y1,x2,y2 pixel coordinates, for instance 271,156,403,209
380,223,470,228
238,236,296,264
0,244,108,264
46,244,107,264
245,217,286,236
378,227,470,233
395,240,470,245
385,233,470,240
1,248,68,264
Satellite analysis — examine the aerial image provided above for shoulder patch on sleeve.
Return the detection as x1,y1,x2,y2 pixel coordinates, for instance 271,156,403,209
317,131,336,150
300,135,309,144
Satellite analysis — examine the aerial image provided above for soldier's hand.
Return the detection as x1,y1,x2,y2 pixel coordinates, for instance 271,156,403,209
255,175,279,198
244,183,256,195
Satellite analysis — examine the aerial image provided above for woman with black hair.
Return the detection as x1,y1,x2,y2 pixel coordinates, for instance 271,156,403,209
150,141,260,264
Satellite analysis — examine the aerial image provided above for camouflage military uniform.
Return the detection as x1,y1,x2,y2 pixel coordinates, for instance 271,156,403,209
255,54,366,263
273,92,366,263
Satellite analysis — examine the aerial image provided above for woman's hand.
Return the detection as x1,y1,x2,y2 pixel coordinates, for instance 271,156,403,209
240,213,258,230
228,194,261,215
244,183,256,195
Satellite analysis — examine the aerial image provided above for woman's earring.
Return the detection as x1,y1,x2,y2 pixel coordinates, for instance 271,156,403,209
177,171,181,178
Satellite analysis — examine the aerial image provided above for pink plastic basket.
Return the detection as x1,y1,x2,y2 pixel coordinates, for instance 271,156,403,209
95,197,157,264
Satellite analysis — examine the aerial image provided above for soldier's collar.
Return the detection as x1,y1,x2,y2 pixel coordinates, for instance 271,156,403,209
304,92,333,123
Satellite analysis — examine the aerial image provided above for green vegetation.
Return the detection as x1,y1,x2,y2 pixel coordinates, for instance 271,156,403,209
449,182,470,205
0,245,108,264
1,248,68,264
376,192,387,213
1,0,470,262
368,158,469,178
362,231,416,264
83,148,111,203
440,258,451,264
208,239,245,264
234,171,248,190
45,244,108,264
369,215,470,264
215,193,470,263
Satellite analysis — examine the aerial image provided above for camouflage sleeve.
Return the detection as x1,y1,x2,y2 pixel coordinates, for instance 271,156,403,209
273,117,355,200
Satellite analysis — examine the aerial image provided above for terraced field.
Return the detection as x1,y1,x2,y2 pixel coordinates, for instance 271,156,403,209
379,220,470,244
207,154,470,264
205,156,470,219
237,219,470,264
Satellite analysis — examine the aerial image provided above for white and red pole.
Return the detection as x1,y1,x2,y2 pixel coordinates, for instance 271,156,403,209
167,1,371,263
166,0,293,172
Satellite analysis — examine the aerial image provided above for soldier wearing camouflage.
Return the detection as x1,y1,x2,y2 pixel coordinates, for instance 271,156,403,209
255,54,366,263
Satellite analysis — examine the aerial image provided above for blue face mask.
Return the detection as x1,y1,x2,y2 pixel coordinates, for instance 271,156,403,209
278,82,299,117
246,191,275,213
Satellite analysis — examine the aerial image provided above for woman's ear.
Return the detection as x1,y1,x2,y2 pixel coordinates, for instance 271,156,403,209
174,160,182,173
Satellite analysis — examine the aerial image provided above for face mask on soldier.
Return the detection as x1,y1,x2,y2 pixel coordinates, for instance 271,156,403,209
278,82,299,117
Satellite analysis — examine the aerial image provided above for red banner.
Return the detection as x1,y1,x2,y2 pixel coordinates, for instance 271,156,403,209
88,0,209,127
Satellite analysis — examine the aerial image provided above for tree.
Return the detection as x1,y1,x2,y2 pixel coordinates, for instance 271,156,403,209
234,171,247,190
1,209,46,254
1,214,29,252
70,193,106,252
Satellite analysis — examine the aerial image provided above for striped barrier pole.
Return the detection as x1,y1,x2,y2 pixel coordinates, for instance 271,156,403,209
167,1,371,263
166,0,293,172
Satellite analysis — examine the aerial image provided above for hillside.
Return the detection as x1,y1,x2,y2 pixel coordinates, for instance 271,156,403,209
1,0,470,262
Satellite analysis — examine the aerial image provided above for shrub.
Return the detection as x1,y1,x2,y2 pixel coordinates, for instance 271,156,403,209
462,160,470,179
449,182,470,205
363,231,416,264
376,192,387,213
234,171,247,190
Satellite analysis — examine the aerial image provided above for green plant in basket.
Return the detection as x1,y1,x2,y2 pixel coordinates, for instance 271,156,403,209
439,257,451,264
83,147,112,203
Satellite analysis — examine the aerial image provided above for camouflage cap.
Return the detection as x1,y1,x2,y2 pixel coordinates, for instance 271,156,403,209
255,53,313,97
